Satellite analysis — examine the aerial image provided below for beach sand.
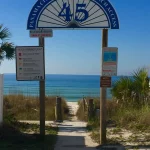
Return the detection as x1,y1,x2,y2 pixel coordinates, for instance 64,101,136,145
54,102,99,150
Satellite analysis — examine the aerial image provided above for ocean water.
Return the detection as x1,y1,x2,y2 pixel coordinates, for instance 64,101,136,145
3,74,119,102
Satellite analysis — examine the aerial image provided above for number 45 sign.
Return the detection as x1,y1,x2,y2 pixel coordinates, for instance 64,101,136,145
59,3,88,22
27,0,119,29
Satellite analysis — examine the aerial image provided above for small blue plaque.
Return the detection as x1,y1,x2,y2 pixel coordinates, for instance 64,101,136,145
103,52,117,62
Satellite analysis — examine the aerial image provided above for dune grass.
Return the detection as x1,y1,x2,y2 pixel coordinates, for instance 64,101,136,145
1,94,70,150
77,98,150,131
3,94,69,121
76,98,150,144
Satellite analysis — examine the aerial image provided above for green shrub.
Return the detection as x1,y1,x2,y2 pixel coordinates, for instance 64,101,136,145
111,68,150,107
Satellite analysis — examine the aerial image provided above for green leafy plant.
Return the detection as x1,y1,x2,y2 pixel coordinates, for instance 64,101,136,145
0,24,15,63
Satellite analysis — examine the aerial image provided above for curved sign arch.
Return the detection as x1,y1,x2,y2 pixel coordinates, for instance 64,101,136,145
27,0,119,29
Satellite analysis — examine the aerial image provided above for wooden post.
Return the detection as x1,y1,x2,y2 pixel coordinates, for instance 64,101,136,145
83,97,86,112
39,37,45,139
88,99,94,121
56,97,62,122
100,29,108,144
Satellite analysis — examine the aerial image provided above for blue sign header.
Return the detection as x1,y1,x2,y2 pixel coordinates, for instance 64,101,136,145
104,52,117,62
27,0,119,29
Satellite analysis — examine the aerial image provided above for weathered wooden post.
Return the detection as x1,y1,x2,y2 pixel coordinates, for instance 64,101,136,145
55,96,62,122
88,99,94,121
39,37,45,139
83,97,86,112
100,29,108,144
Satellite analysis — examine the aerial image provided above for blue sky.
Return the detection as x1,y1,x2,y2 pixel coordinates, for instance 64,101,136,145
0,0,150,75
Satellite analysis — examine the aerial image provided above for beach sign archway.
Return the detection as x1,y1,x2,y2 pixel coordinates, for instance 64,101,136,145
27,0,119,29
27,0,119,144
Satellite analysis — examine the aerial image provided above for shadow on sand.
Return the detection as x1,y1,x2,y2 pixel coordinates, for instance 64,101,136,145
125,145,150,149
54,124,126,150
0,123,57,150
55,134,98,150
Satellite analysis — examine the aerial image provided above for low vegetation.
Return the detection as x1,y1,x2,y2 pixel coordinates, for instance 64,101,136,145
77,98,150,145
0,120,58,150
3,95,69,121
0,94,70,149
76,68,150,146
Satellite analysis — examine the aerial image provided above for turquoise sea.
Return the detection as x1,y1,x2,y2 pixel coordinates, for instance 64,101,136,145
4,74,119,102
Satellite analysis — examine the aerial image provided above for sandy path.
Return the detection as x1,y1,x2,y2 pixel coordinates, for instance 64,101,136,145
54,102,98,150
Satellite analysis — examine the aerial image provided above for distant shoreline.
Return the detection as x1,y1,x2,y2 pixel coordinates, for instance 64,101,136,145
3,73,100,76
3,73,131,77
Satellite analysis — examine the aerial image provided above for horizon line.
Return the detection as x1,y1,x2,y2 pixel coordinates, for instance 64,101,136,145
2,73,130,76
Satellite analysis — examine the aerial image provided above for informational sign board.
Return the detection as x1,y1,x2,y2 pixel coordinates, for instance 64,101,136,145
0,74,3,125
102,47,118,76
27,0,119,30
100,76,111,87
16,46,45,81
30,29,53,37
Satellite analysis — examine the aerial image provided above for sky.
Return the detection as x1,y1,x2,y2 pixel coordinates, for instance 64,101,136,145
0,0,150,75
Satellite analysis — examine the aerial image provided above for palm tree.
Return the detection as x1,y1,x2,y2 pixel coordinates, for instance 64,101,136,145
111,68,150,107
111,76,133,106
0,24,15,64
132,68,149,105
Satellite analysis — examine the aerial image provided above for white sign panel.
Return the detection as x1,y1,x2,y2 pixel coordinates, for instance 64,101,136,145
16,46,45,81
102,47,118,76
0,74,3,125
30,29,53,37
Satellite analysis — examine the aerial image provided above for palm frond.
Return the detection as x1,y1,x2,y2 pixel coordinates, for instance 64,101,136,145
111,76,133,100
112,68,150,106
1,42,15,60
0,24,11,40
0,54,4,61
